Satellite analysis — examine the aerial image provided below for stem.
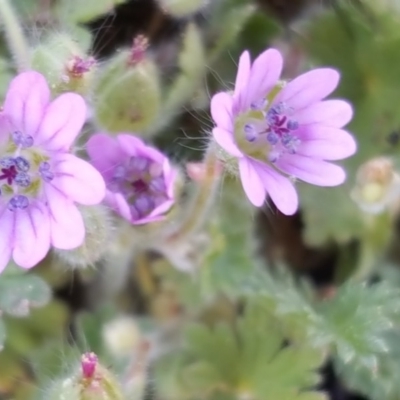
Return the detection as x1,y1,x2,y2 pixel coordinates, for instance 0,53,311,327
0,0,29,71
352,212,392,282
167,143,221,243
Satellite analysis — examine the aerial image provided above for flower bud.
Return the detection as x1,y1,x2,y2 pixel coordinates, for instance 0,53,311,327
93,36,161,133
42,352,123,400
55,0,123,24
351,157,400,214
157,0,209,18
102,316,142,357
30,32,96,95
54,205,113,268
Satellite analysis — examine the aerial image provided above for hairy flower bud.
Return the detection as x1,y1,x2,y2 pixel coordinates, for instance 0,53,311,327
30,32,96,95
102,316,142,357
42,352,123,400
93,36,161,133
54,205,112,268
351,157,400,214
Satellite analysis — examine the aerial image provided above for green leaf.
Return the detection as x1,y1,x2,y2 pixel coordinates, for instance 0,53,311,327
158,301,326,400
319,281,400,367
244,269,400,398
0,273,51,317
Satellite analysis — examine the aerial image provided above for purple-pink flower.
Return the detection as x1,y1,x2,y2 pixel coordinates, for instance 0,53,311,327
87,133,176,225
0,71,106,273
211,48,357,215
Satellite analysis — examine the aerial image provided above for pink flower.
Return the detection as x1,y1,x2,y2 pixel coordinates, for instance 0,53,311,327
87,133,176,225
0,71,106,273
211,48,356,215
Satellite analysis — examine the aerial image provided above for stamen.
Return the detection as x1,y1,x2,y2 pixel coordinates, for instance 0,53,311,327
268,149,281,163
281,133,301,154
12,131,33,148
135,196,154,215
244,124,258,142
287,120,299,130
39,162,54,182
250,98,268,110
149,177,166,192
15,172,31,187
0,157,15,168
266,132,279,145
15,156,30,172
149,162,163,177
8,195,29,211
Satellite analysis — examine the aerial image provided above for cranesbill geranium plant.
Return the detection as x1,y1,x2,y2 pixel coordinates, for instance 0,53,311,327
0,71,105,272
210,48,357,215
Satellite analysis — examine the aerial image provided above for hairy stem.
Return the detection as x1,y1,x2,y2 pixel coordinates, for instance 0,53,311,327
167,143,221,243
0,0,29,71
352,212,392,281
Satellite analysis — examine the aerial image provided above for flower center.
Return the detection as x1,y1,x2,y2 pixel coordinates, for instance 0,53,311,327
234,86,301,164
0,130,54,211
110,156,168,220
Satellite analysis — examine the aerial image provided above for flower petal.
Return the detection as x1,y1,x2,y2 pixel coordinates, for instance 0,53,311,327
12,204,50,268
148,199,174,220
244,48,283,111
46,185,85,249
118,134,164,163
37,93,86,151
250,161,298,215
0,207,13,273
277,154,346,186
211,92,234,131
52,154,106,205
3,71,50,136
276,68,340,110
105,191,131,221
297,126,357,160
239,158,266,207
86,133,126,180
212,127,242,157
294,100,353,128
233,50,251,113
164,159,177,198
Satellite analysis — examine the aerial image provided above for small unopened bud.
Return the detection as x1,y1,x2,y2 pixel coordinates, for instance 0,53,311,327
42,353,123,400
54,205,112,268
93,41,161,133
157,0,209,18
102,316,142,357
81,352,98,379
30,32,96,95
129,35,149,65
351,157,400,214
186,161,223,182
